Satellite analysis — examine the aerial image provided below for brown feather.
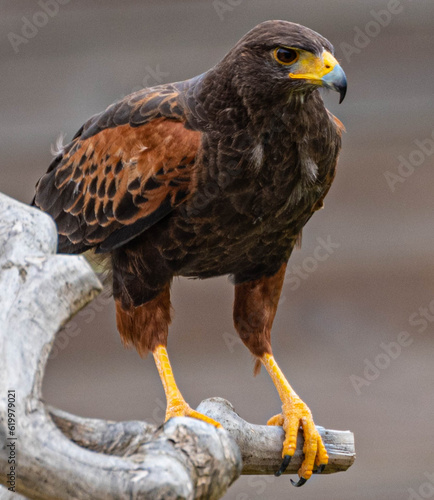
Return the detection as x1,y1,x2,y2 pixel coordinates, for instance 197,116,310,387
34,112,200,253
115,283,172,357
233,263,287,360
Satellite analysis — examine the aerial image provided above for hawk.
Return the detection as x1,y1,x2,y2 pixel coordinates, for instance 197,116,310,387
33,20,347,485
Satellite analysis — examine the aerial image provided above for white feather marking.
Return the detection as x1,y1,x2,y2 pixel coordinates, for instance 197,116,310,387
302,157,318,185
50,132,66,156
298,141,318,186
251,143,264,171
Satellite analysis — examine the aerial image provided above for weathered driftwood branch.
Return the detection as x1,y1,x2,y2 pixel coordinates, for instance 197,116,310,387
0,193,355,499
196,398,355,475
48,398,354,477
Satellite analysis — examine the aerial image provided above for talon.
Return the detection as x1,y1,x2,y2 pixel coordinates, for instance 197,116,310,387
291,477,308,487
317,464,326,474
260,353,329,483
275,455,291,477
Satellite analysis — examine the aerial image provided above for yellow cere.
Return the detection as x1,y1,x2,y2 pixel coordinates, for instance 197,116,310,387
288,50,340,82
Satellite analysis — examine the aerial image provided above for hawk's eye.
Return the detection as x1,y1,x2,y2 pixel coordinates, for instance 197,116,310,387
274,47,298,65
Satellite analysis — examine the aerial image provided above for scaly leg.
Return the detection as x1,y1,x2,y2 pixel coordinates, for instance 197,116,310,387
233,262,328,485
261,352,328,485
153,344,222,427
114,278,221,428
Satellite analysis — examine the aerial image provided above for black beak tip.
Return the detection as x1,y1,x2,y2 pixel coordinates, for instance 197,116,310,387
339,85,347,104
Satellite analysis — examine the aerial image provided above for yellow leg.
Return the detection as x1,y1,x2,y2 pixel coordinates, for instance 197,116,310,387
261,352,328,482
153,345,222,428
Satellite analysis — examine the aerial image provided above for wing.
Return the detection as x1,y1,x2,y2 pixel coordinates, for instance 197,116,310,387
33,84,201,254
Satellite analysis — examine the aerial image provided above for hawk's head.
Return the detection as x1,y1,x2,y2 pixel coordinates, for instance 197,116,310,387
222,20,347,105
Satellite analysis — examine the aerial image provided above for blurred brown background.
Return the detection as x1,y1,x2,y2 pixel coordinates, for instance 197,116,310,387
2,1,434,498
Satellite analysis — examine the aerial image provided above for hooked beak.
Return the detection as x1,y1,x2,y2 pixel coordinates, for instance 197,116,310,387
288,50,347,103
321,63,347,104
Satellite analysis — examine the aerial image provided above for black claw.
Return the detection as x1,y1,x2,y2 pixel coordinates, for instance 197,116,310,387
291,477,308,487
275,455,291,477
317,464,326,474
